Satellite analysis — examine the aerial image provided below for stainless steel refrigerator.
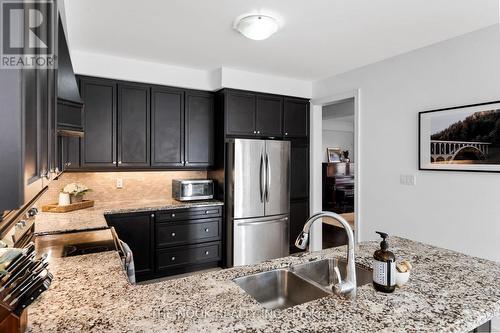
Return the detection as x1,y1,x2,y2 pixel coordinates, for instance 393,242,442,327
226,139,290,266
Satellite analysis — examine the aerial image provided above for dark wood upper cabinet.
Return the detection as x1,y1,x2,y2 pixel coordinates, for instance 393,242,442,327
151,87,184,167
225,91,256,136
256,94,283,137
284,97,309,138
117,83,150,168
58,136,80,171
80,77,117,168
185,90,214,167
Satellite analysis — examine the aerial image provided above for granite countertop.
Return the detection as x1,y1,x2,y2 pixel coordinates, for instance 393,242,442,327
34,199,224,234
27,237,500,332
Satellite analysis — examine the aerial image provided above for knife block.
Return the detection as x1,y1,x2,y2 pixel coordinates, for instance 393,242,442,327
0,303,27,333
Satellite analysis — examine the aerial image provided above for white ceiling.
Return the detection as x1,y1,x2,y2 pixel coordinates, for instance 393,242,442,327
64,0,498,81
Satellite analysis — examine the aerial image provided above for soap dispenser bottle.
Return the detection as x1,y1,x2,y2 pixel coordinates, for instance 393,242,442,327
373,231,396,293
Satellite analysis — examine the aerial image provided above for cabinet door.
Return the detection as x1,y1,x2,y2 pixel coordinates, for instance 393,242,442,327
185,90,214,167
24,68,40,185
290,199,309,253
284,97,309,138
117,83,150,168
58,136,80,171
80,77,117,168
106,213,154,281
151,87,184,167
225,91,256,136
290,140,309,200
256,94,283,137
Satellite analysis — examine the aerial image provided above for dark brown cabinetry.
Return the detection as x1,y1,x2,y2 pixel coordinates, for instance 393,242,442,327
256,94,283,137
80,77,117,168
290,140,310,200
105,212,155,282
224,89,285,137
284,97,309,138
117,83,150,168
185,90,214,167
151,86,184,167
75,76,215,170
106,205,222,282
58,136,81,171
225,90,256,136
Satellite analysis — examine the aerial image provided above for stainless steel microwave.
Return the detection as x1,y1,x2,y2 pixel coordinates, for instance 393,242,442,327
172,179,214,201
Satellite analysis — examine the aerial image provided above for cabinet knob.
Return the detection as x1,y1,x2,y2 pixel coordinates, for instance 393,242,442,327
118,161,122,165
171,256,176,261
285,132,288,136
113,161,117,165
185,161,189,164
253,131,256,134
205,251,209,255
257,130,260,134
171,232,176,237
205,228,209,233
151,213,155,218
171,213,176,218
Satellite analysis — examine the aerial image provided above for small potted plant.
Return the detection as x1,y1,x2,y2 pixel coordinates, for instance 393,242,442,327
62,183,92,204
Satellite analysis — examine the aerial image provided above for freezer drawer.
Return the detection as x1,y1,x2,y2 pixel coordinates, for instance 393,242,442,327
233,215,289,266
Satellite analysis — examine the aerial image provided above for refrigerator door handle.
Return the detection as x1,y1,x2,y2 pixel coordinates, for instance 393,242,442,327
235,216,288,226
259,152,265,203
265,152,271,202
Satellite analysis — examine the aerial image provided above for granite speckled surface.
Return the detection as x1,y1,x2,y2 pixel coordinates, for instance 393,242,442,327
34,199,224,234
27,237,500,332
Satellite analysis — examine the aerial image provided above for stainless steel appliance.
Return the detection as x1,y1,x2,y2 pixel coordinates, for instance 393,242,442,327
227,139,290,266
172,179,214,201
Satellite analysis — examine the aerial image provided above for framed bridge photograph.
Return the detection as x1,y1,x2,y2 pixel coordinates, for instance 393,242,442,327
419,100,500,172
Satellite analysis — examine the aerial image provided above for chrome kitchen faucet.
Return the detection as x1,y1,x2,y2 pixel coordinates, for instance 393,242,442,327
295,211,357,299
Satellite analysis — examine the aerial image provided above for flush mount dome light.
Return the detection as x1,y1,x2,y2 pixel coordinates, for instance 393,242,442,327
235,15,279,40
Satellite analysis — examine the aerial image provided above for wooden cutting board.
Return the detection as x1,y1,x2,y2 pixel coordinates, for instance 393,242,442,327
41,200,94,213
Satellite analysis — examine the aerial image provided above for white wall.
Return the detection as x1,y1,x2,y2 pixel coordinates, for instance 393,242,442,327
70,50,312,97
322,130,354,163
313,24,500,264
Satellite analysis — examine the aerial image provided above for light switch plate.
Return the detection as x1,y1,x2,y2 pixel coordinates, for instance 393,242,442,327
400,174,416,186
116,178,123,189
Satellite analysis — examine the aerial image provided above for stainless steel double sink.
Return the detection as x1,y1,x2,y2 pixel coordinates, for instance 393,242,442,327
233,258,372,310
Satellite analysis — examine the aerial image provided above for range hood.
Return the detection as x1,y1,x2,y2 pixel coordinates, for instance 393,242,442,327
57,17,84,137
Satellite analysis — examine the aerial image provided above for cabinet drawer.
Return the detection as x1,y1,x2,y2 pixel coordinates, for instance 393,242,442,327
156,242,221,271
156,205,222,222
156,218,221,248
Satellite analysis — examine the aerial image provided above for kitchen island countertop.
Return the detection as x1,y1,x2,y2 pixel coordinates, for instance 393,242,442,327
27,237,500,332
34,199,224,235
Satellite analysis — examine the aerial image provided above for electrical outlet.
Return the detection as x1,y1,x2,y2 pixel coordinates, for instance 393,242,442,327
116,178,123,189
400,174,416,186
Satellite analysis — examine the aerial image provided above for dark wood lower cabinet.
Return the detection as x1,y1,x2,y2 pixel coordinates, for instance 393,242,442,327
106,205,222,282
105,212,155,282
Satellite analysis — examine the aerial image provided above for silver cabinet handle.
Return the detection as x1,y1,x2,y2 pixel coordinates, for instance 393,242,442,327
253,130,256,134
118,161,122,165
285,132,288,136
171,213,176,218
185,161,189,164
257,130,260,134
151,213,155,218
113,161,116,165
171,256,176,261
205,251,209,255
171,232,176,237
205,228,209,233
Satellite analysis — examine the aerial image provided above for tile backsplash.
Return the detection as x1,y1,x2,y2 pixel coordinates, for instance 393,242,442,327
38,171,207,205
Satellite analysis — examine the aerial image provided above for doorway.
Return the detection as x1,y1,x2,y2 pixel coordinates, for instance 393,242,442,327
308,90,361,251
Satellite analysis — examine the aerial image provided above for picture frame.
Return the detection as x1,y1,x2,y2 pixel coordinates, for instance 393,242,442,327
419,100,500,172
327,147,342,163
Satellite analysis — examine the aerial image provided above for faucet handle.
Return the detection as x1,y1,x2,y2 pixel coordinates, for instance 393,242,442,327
332,266,343,293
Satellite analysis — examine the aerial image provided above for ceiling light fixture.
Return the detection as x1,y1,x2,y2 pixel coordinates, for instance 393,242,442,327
234,15,279,41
